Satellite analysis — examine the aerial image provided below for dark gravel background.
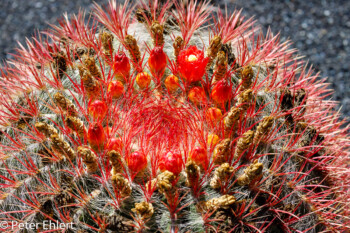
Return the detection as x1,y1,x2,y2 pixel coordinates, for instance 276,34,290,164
1,0,349,119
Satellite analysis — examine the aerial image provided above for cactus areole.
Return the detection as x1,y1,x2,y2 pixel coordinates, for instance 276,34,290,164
0,0,349,232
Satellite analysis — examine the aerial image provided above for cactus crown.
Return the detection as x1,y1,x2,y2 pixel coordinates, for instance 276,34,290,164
0,0,349,232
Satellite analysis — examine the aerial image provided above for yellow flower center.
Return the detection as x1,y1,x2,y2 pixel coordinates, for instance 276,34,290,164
187,54,198,62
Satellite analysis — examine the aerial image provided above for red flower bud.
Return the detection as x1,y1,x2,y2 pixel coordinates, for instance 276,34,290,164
207,133,219,148
188,87,206,105
107,137,123,153
148,46,167,76
88,100,108,119
164,75,179,93
159,150,183,176
206,107,223,125
112,52,131,81
211,80,231,103
126,151,148,174
108,80,124,98
87,122,106,148
136,72,151,89
178,46,209,83
189,146,208,170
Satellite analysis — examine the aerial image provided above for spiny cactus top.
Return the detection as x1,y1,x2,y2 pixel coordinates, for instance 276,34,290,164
0,0,349,232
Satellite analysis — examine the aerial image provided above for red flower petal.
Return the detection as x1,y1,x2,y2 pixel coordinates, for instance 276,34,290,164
113,52,131,81
148,46,167,77
178,46,209,83
211,80,231,103
87,122,106,148
159,150,183,176
127,151,148,174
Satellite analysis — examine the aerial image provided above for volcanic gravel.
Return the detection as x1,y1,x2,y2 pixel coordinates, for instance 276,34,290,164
0,0,349,120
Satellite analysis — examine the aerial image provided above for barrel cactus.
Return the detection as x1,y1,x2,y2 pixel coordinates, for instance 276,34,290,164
0,0,349,232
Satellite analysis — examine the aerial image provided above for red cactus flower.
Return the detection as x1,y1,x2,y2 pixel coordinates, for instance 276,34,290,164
159,150,183,176
87,122,106,148
88,100,108,119
164,74,180,93
136,72,151,89
206,107,223,124
189,146,208,170
211,80,231,103
148,46,167,77
126,151,148,174
113,52,131,81
188,86,206,105
108,80,125,98
107,137,123,153
178,46,209,82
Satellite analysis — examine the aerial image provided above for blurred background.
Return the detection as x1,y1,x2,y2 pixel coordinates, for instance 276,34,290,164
0,0,349,119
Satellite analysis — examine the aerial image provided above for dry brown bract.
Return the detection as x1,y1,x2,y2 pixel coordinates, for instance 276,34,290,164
185,160,200,188
234,130,254,160
237,160,263,186
212,51,228,83
173,36,184,61
239,65,254,91
205,195,236,211
79,67,101,100
210,163,235,189
206,35,222,69
77,146,98,173
111,173,132,197
224,107,241,138
50,134,75,160
157,170,176,195
151,21,164,46
53,92,78,116
132,202,154,219
65,116,86,138
253,116,274,144
124,35,141,66
108,150,124,175
35,122,58,138
213,139,232,164
100,31,114,59
83,56,102,78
